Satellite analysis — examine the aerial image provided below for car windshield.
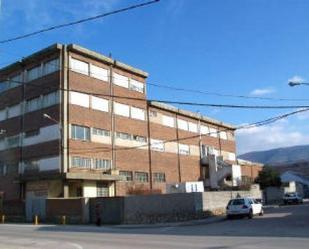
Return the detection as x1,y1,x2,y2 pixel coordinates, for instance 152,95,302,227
231,199,245,205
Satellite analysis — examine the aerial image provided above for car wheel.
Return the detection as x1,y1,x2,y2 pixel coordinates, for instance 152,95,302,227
259,208,264,216
248,209,253,219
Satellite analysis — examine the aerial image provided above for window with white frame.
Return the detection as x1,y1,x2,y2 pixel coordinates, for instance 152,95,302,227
179,143,190,155
178,119,188,131
113,73,129,88
188,122,198,133
27,65,41,82
26,97,41,113
92,128,110,137
219,131,228,140
119,171,133,181
200,125,209,135
97,182,110,197
71,156,91,168
162,115,175,127
129,79,144,93
70,91,90,108
91,96,109,112
228,152,236,161
7,104,21,118
43,91,59,108
70,57,89,75
114,102,130,117
90,64,108,81
43,58,59,75
209,127,218,137
150,139,165,152
135,172,148,182
130,106,145,121
94,159,111,170
71,125,90,141
116,132,132,140
153,172,166,183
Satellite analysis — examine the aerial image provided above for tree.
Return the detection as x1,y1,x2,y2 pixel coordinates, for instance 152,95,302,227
255,166,281,189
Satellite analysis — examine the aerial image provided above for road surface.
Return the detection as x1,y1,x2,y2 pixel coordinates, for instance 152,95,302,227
0,203,308,249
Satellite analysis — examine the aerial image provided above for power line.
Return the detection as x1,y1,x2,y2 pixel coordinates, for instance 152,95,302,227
0,0,160,44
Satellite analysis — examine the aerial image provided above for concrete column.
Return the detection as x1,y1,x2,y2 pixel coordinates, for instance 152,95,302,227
63,182,69,198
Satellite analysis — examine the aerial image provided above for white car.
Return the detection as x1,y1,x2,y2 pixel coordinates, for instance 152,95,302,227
226,197,264,219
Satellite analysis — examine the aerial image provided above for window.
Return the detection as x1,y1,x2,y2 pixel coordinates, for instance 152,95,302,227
9,74,21,89
0,164,7,176
228,152,236,161
24,129,40,138
70,58,89,75
153,172,166,183
97,182,109,197
200,125,209,135
178,119,188,130
94,159,111,170
43,58,59,75
113,73,129,88
27,66,41,82
71,125,90,141
0,81,9,93
149,110,157,117
189,122,198,133
133,135,146,143
114,102,130,117
26,97,41,112
162,115,175,127
150,139,165,152
7,104,21,118
130,107,145,121
209,127,218,137
70,91,90,108
129,79,144,93
0,109,6,121
91,96,109,112
90,64,108,81
116,132,132,140
43,91,59,108
92,128,110,137
7,135,20,148
219,131,228,140
135,172,148,182
119,171,133,181
71,156,91,168
179,144,190,155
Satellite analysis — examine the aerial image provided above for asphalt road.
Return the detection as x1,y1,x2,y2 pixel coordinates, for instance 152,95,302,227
0,203,308,249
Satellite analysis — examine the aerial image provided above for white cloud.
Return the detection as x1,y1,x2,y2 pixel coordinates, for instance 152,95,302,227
288,75,304,84
236,122,309,155
296,109,309,120
250,87,275,96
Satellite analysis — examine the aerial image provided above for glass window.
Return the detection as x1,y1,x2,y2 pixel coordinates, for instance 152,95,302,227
7,104,21,118
0,81,9,93
26,97,41,112
91,96,109,112
71,125,90,141
200,125,209,135
119,171,133,181
135,172,149,182
113,73,129,88
24,129,40,138
71,156,92,168
114,102,130,117
70,58,89,75
97,182,109,197
94,159,111,170
7,135,20,148
130,106,145,121
92,128,110,137
219,131,228,140
70,91,90,108
133,135,146,143
129,79,144,93
150,139,165,152
179,144,190,155
9,74,21,89
153,172,166,183
162,115,175,127
0,109,6,121
27,66,41,82
90,64,108,81
116,132,132,140
209,127,218,137
43,58,59,75
43,91,59,108
188,122,198,133
178,119,188,130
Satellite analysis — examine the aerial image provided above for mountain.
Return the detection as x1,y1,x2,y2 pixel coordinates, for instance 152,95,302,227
238,144,309,165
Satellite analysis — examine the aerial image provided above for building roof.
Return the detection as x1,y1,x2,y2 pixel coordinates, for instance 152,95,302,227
149,101,235,129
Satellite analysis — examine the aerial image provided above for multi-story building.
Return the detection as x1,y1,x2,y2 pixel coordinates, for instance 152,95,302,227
0,44,242,203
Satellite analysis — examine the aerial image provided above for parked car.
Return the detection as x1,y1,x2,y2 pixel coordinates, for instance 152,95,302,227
226,197,264,219
283,192,303,205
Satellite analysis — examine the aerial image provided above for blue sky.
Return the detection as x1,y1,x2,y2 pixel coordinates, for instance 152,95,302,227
1,0,309,154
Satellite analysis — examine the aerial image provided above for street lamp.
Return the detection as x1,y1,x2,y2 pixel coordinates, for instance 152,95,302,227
43,113,59,125
288,81,309,87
